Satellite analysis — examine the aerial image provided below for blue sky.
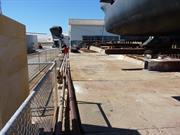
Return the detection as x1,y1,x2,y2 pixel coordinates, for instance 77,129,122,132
1,0,104,34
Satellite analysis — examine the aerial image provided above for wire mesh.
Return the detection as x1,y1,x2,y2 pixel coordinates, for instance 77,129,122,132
1,64,57,135
28,48,60,81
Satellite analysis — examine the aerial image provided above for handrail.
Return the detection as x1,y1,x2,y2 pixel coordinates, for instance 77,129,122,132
59,55,67,73
28,62,55,65
55,54,83,135
0,61,56,135
0,91,36,135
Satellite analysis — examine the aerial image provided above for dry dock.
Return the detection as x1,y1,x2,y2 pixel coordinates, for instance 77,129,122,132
70,52,180,135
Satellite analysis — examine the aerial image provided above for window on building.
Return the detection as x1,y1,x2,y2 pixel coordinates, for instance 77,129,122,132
83,36,119,42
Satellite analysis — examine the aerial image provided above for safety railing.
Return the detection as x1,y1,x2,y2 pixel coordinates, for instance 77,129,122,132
0,61,58,135
0,52,83,135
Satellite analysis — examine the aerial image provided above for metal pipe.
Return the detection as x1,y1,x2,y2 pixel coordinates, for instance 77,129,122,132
55,56,68,134
56,76,66,134
49,61,56,71
64,90,70,132
0,91,36,135
67,68,82,135
59,55,67,73
28,64,48,83
0,71,50,134
28,62,54,65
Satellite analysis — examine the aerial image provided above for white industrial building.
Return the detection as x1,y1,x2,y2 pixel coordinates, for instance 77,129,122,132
26,32,53,43
69,19,120,46
36,33,53,43
63,33,70,46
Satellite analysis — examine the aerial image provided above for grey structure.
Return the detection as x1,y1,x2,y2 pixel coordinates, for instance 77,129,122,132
26,34,38,53
69,19,120,46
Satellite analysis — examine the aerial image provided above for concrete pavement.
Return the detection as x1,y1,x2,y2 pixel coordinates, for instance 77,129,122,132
70,52,180,135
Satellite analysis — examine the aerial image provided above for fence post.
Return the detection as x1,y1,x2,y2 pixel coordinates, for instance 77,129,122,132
38,52,40,71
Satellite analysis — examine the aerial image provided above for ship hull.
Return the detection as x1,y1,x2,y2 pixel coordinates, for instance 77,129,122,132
101,0,180,36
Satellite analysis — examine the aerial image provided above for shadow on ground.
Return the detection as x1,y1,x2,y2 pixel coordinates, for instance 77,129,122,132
82,124,140,135
78,101,141,135
172,96,180,102
122,68,143,71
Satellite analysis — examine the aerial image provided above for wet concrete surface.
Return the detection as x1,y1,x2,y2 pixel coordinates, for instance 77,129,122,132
70,53,180,135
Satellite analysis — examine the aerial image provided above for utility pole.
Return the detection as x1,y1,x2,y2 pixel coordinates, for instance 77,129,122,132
102,25,105,43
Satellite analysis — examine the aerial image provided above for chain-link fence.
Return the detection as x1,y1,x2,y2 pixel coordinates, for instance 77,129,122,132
0,62,58,135
28,48,60,81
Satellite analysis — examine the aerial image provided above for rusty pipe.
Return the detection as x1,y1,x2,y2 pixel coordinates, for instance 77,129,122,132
67,68,82,135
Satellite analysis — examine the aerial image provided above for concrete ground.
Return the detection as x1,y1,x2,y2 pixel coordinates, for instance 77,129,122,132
70,52,180,135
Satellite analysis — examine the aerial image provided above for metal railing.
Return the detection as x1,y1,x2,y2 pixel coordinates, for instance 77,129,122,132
0,52,83,135
0,62,58,135
55,54,82,135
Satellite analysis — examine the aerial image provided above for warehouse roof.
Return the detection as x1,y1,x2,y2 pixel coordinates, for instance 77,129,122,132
69,19,104,26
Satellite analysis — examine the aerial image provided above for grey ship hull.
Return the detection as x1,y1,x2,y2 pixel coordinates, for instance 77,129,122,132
101,0,180,36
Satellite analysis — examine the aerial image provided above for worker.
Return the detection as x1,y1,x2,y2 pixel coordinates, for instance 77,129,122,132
38,43,43,49
62,44,69,55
